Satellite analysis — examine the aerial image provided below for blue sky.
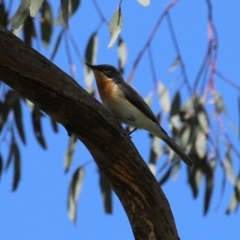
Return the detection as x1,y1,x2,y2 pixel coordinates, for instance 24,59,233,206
1,0,240,239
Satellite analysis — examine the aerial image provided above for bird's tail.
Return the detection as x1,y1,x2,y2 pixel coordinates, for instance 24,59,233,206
145,122,193,166
163,135,193,167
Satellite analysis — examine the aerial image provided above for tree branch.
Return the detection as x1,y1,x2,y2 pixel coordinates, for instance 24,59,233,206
0,25,179,240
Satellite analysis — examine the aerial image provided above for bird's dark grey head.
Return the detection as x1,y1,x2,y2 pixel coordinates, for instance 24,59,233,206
85,63,124,83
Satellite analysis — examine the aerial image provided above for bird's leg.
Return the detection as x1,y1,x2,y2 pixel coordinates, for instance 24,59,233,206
115,116,137,137
128,127,137,136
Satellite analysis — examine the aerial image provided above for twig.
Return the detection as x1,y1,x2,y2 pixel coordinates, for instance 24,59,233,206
215,71,240,92
127,0,179,82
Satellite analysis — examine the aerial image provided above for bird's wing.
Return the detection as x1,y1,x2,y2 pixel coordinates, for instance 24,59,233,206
118,81,160,125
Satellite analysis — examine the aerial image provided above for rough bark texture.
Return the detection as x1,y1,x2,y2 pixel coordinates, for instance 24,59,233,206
0,25,179,240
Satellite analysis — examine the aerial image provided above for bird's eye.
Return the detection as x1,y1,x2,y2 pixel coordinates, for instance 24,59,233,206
102,67,109,72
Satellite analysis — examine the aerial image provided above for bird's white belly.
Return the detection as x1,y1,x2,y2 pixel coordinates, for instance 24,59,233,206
102,98,159,133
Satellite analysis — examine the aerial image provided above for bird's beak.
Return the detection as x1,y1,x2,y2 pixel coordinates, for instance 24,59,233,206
85,63,97,70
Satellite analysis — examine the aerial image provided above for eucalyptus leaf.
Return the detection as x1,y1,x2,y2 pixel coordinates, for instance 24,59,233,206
56,0,80,26
13,98,26,144
32,106,47,149
226,191,238,214
30,0,44,17
144,92,153,107
214,91,226,114
179,124,191,148
0,1,8,27
159,166,172,185
12,142,21,191
170,91,181,117
60,0,69,28
12,0,30,29
99,170,112,213
6,134,14,170
84,32,98,91
108,7,123,48
117,38,127,73
226,175,240,214
50,117,58,133
168,56,181,73
41,1,53,46
195,129,207,159
148,136,161,176
137,0,150,7
68,166,84,222
64,134,77,172
197,110,209,134
223,146,235,184
158,82,170,113
204,165,213,214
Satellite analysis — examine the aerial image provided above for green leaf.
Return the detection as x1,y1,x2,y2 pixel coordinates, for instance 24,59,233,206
159,166,172,185
68,0,80,16
41,1,53,46
12,142,21,191
226,191,238,215
214,91,226,114
13,98,26,145
50,29,64,61
32,106,47,149
5,132,21,191
0,90,19,133
197,109,209,134
181,94,199,116
171,161,180,181
188,156,204,198
30,0,44,17
168,56,181,73
226,175,240,214
12,0,30,29
195,128,207,159
0,102,9,133
204,164,213,214
158,82,170,113
144,92,153,107
6,135,14,170
85,32,98,64
50,117,58,133
179,123,191,148
64,134,77,172
117,38,127,73
23,16,36,46
5,90,19,106
0,1,8,27
236,175,240,201
108,7,123,48
148,136,161,176
60,0,69,28
84,32,98,91
170,91,181,117
137,0,150,7
68,166,84,223
56,0,80,26
99,170,112,213
223,146,235,184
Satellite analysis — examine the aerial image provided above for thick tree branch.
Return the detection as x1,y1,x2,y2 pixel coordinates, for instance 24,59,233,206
0,25,179,240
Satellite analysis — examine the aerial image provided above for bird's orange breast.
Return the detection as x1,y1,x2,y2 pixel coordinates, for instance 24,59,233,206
92,70,122,101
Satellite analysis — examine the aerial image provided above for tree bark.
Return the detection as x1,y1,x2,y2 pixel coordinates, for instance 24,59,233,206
0,25,179,240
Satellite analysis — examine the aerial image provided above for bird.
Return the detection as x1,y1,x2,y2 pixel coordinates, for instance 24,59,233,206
86,63,193,167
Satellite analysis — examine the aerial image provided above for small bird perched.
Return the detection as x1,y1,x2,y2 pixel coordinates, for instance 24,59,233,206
86,63,193,167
